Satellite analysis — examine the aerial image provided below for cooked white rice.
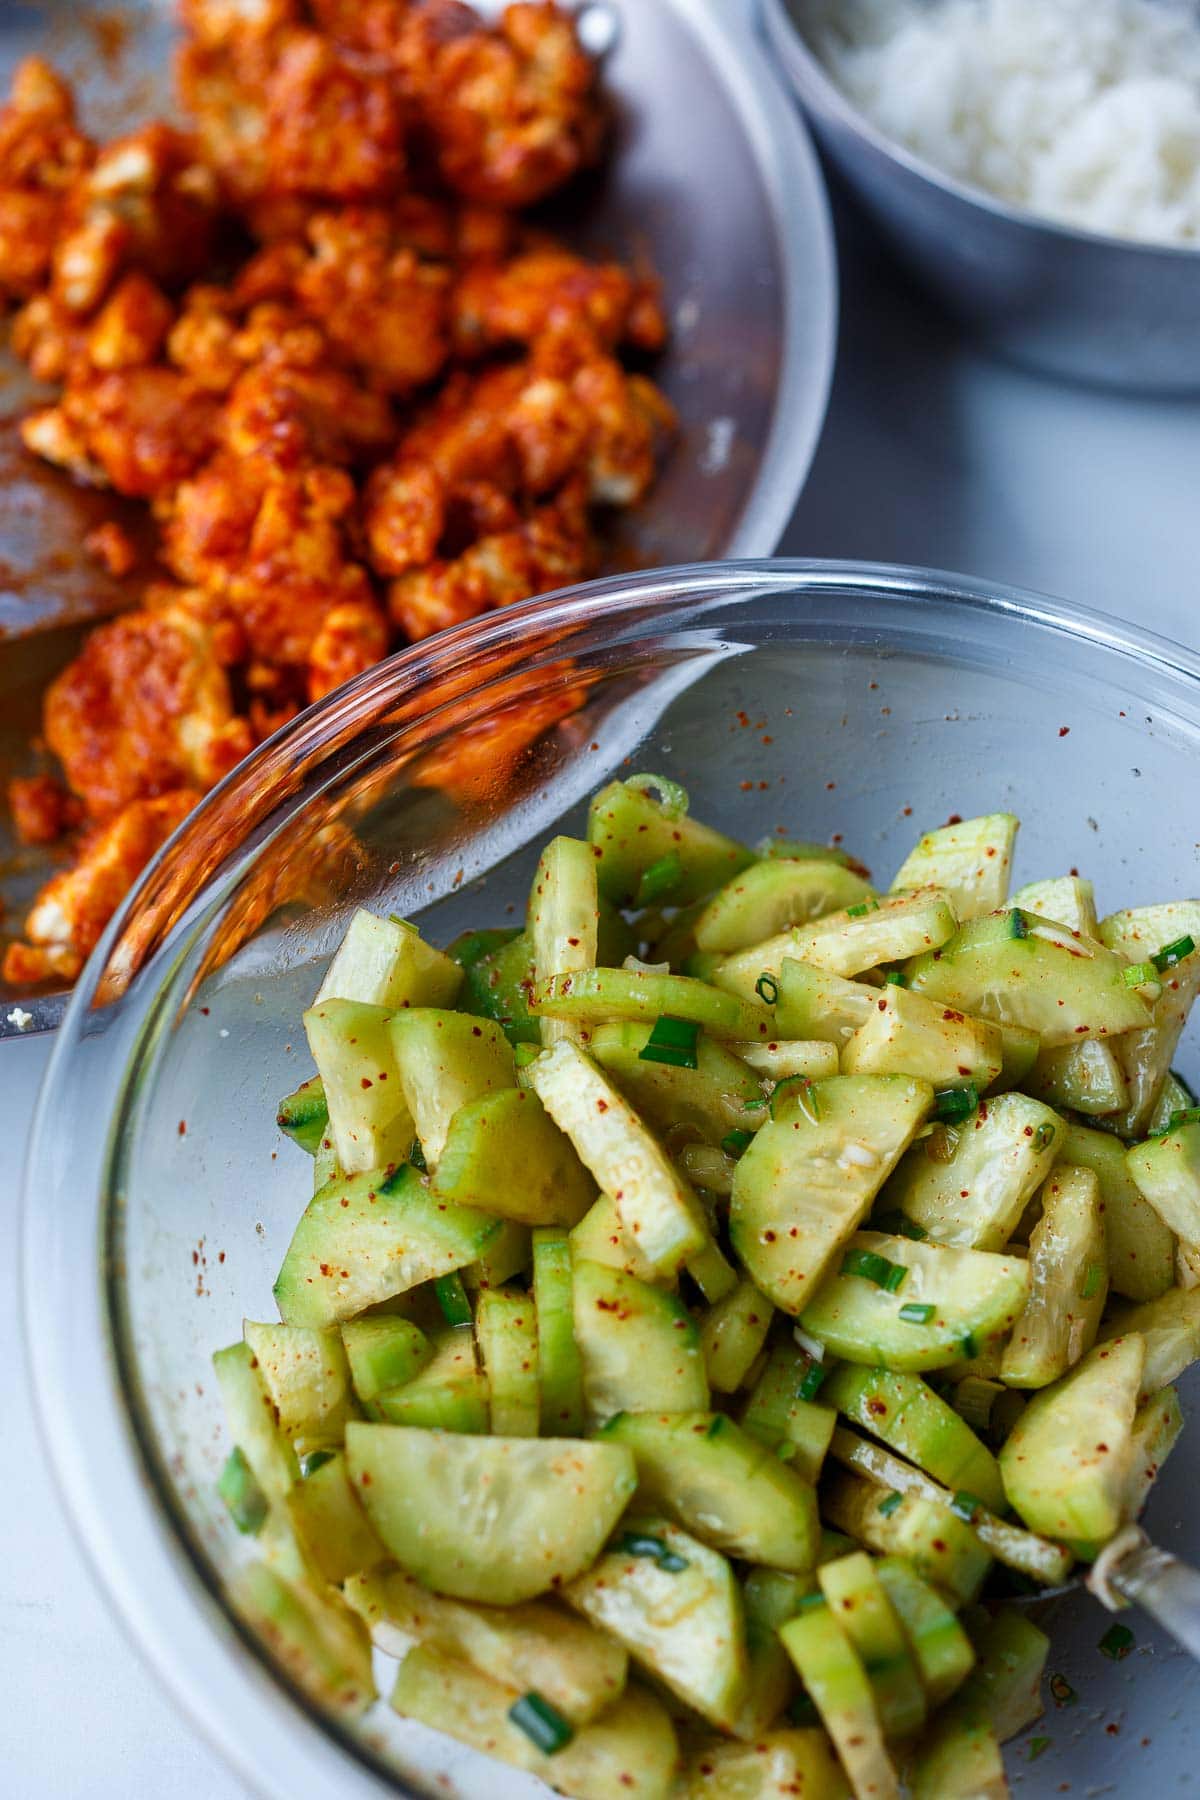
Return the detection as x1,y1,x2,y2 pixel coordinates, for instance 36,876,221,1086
805,0,1200,244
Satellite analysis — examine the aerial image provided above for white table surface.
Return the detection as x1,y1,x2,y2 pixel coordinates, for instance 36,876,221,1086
5,69,1200,1800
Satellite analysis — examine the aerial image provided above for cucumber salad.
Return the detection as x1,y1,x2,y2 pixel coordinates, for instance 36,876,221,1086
214,774,1200,1799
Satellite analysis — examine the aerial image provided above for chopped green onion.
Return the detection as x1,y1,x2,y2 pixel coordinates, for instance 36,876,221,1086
883,969,907,986
797,1591,828,1611
898,1302,935,1325
635,852,683,908
741,1095,769,1112
932,1083,979,1125
1122,960,1159,988
755,972,780,1005
797,1359,828,1402
657,1551,690,1573
845,900,881,919
217,1446,268,1535
1098,1623,1134,1661
720,1128,753,1157
1081,1263,1103,1300
629,773,689,817
508,1692,574,1755
434,1272,472,1328
873,1211,928,1241
787,1691,820,1726
706,1416,723,1438
949,1489,984,1523
841,1247,905,1290
638,1014,700,1070
1008,909,1028,939
409,1138,428,1172
1049,1673,1076,1707
300,1448,336,1478
960,1331,979,1359
1152,935,1195,972
881,1262,908,1294
513,1042,541,1069
771,1075,822,1123
877,1490,904,1518
1029,1737,1050,1761
1034,1122,1056,1153
1168,1107,1200,1131
613,1531,689,1573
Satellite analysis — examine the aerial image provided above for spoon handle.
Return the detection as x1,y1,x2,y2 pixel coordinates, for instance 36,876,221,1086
1090,1526,1200,1660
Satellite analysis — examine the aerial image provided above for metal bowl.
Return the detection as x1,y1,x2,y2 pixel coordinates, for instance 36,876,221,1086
24,557,1200,1799
762,0,1200,392
0,0,838,1035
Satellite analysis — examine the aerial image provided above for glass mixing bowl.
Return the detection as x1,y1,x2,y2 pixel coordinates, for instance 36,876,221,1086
23,561,1200,1798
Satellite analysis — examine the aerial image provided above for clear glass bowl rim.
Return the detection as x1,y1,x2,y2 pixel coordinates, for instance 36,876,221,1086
21,556,1200,1800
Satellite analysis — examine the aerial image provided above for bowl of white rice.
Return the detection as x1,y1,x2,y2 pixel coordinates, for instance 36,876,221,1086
762,0,1200,389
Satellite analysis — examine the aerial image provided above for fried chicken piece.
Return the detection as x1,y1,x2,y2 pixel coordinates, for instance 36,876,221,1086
307,595,390,702
294,209,451,393
23,367,221,497
454,248,667,357
86,271,175,369
221,358,395,466
52,123,220,314
362,459,445,576
6,773,81,846
2,788,200,986
9,292,89,382
179,0,299,48
397,1,605,208
84,519,139,577
44,606,253,817
0,59,93,303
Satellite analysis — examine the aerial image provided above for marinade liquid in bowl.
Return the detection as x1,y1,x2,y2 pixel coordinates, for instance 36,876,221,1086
23,561,1200,1798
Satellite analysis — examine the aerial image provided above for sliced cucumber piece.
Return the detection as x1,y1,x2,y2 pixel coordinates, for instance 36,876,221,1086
818,1550,926,1740
276,1074,328,1154
683,1729,849,1799
874,1558,974,1708
374,1329,488,1433
304,999,414,1176
1128,1121,1200,1250
1148,1068,1198,1137
213,1340,299,1511
532,966,777,1043
1099,902,1200,1135
432,1085,594,1226
1097,1286,1200,1393
390,1643,679,1800
316,909,461,1011
882,1090,1061,1251
717,891,958,994
990,1021,1042,1094
570,1192,660,1282
700,1279,773,1394
218,1446,268,1536
229,1562,376,1719
695,858,875,953
345,1425,637,1603
840,986,1003,1091
341,1317,431,1403
588,775,753,908
572,1260,707,1425
274,1163,499,1328
821,1471,991,1606
1010,874,1098,937
463,1218,530,1293
588,1019,764,1146
243,1320,358,1453
1000,1165,1106,1388
890,815,1017,922
771,960,876,1046
1125,1384,1183,1520
780,1605,900,1800
1060,1121,1176,1302
907,908,1152,1047
389,1009,514,1168
1030,1038,1129,1116
599,1410,820,1574
740,1343,837,1482
732,1038,839,1081
346,1566,627,1726
734,1568,806,1741
528,835,599,1048
998,1334,1146,1555
285,1449,387,1586
822,1365,1004,1513
960,1606,1049,1741
453,927,540,1046
566,1515,749,1730
799,1231,1030,1373
476,1287,539,1436
529,1039,709,1277
533,1228,585,1435
730,1074,932,1312
909,1701,1005,1800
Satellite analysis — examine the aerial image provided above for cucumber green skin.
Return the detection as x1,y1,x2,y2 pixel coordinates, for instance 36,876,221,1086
589,1020,763,1148
446,927,520,972
881,1089,1061,1252
218,1446,269,1535
389,1010,515,1167
890,814,1018,922
304,999,414,1176
1098,1285,1200,1393
572,1260,709,1425
533,1227,585,1435
907,908,1153,1047
599,1411,820,1574
463,1218,530,1293
779,1608,899,1800
740,1344,837,1482
229,1562,376,1720
431,1086,595,1226
346,1424,638,1604
718,891,958,993
818,1550,926,1740
566,1516,749,1730
1061,1121,1176,1302
373,1329,489,1433
532,966,776,1042
390,1643,679,1800
822,1473,991,1606
730,1074,932,1313
699,1279,773,1394
799,1231,1030,1374
242,1320,359,1453
528,835,600,1051
213,1340,299,1510
874,1558,974,1708
694,859,875,954
735,1569,807,1740
587,777,754,907
274,1163,500,1328
475,1287,539,1437
684,1729,850,1798
998,1334,1146,1554
341,1317,432,1404
285,1450,387,1587
822,1365,1005,1513
961,1607,1049,1742
1127,1121,1200,1250
276,1075,329,1154
454,929,541,1046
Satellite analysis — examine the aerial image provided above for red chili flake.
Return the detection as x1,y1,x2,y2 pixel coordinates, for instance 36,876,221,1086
762,734,773,745
178,1120,187,1136
826,781,836,791
739,780,753,792
945,814,962,826
218,1251,225,1263
597,1099,609,1112
200,1007,210,1016
1059,726,1070,737
360,1077,373,1089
